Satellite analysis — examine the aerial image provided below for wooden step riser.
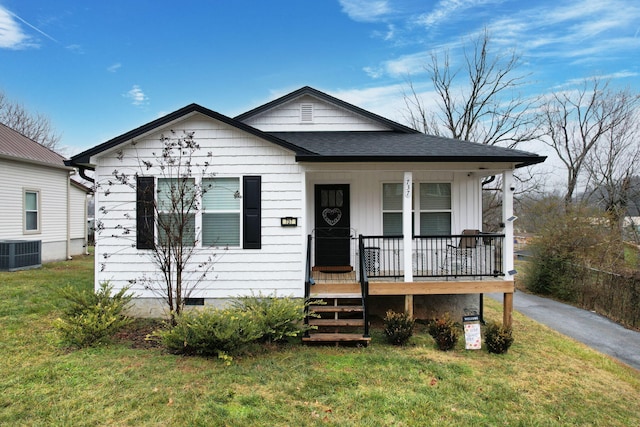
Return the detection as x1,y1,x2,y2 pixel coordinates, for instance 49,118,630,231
311,282,361,294
309,305,364,313
302,333,371,344
309,319,365,327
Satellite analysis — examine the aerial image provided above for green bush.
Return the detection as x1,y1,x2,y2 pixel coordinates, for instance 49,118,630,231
484,321,514,354
231,293,311,343
54,282,133,348
152,308,263,356
428,313,460,351
383,310,415,345
154,295,314,356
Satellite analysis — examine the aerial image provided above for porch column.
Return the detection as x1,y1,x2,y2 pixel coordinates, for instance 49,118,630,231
502,170,515,328
403,172,413,283
502,170,515,278
403,172,413,316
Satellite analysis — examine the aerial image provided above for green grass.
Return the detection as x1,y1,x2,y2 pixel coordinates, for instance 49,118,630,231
1,254,640,426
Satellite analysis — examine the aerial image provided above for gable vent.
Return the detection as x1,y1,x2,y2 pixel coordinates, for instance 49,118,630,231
300,103,313,122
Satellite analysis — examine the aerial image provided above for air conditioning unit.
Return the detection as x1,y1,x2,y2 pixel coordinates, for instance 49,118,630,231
0,240,42,271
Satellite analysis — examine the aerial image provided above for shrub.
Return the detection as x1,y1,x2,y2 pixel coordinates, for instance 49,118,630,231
54,282,134,348
231,293,311,343
484,321,514,354
152,308,263,356
383,310,415,345
428,313,460,351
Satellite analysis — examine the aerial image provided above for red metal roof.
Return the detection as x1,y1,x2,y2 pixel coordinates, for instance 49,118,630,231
0,122,68,168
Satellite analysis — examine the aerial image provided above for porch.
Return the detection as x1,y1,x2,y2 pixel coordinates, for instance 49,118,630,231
303,232,515,344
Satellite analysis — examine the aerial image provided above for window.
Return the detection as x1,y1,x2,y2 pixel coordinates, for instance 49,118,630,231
136,176,261,250
202,177,240,246
419,183,451,235
382,183,403,235
24,190,40,232
382,182,451,236
157,178,196,246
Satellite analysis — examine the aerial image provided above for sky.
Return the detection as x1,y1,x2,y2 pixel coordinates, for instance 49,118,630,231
1,0,639,175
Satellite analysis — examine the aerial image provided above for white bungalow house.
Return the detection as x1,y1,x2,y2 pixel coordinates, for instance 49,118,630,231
69,87,545,344
0,123,91,270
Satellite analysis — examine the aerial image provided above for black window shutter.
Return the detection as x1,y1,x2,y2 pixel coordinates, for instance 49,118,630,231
136,176,155,249
243,176,261,249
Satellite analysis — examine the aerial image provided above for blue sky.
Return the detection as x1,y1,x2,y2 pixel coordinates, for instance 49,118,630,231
1,0,639,161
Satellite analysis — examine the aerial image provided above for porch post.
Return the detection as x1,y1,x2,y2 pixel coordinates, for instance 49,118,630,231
502,170,515,278
502,170,515,328
403,172,413,283
403,172,413,316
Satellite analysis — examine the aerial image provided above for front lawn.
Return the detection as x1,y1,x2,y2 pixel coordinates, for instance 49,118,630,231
1,253,639,426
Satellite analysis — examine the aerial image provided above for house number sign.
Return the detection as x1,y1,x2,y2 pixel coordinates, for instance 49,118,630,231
280,217,298,227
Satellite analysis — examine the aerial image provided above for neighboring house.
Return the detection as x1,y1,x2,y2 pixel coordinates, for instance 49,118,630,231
69,87,545,343
0,123,91,269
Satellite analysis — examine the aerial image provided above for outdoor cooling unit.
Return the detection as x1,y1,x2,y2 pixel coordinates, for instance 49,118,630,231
0,240,41,271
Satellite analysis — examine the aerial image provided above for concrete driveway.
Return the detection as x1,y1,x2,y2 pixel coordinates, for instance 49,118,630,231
488,291,640,371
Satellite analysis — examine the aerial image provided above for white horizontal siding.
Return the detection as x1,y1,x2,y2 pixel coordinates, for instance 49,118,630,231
241,95,390,132
0,159,73,262
305,169,482,237
94,114,306,298
69,185,87,241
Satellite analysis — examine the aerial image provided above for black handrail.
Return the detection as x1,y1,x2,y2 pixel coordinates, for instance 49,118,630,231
303,234,313,337
358,235,370,338
359,233,505,279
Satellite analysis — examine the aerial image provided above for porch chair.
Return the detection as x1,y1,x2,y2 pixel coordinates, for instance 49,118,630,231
440,229,480,276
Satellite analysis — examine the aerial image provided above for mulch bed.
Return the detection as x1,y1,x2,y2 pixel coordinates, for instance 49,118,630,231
113,318,166,349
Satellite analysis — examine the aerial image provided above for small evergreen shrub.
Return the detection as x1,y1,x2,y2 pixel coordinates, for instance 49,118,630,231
153,295,317,357
231,293,311,343
383,310,415,345
484,321,514,354
54,282,134,348
152,308,263,356
428,313,460,351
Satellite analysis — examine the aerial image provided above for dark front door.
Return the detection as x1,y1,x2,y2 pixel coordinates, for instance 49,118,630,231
315,184,350,268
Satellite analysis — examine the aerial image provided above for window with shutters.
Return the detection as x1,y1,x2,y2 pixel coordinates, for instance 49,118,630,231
136,176,261,250
202,177,240,247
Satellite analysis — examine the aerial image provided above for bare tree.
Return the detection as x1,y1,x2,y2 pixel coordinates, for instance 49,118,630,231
584,107,640,227
402,29,541,230
403,28,538,148
538,77,640,208
102,131,217,324
0,90,62,151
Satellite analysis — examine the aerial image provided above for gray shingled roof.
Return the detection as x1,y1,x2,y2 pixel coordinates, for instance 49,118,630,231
269,131,546,167
0,122,68,168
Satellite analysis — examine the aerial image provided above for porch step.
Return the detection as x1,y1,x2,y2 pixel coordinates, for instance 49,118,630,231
304,290,369,346
309,318,365,327
302,333,371,344
310,293,362,299
309,305,364,313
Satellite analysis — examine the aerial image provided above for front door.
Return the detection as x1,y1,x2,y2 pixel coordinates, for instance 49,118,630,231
315,184,350,268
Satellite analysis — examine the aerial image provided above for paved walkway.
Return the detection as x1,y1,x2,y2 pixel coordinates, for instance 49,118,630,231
487,291,640,371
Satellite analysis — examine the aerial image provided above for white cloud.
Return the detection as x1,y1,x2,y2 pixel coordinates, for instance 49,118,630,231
0,6,32,49
416,0,501,29
339,0,391,22
108,63,122,73
124,85,149,106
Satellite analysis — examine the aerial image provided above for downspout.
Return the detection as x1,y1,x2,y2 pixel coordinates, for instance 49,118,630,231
67,170,73,260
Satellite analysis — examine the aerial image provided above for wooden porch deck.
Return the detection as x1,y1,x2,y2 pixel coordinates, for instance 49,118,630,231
310,271,514,327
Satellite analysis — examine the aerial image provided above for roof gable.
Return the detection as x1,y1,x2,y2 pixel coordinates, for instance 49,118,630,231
0,123,68,169
68,104,314,167
235,86,419,134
